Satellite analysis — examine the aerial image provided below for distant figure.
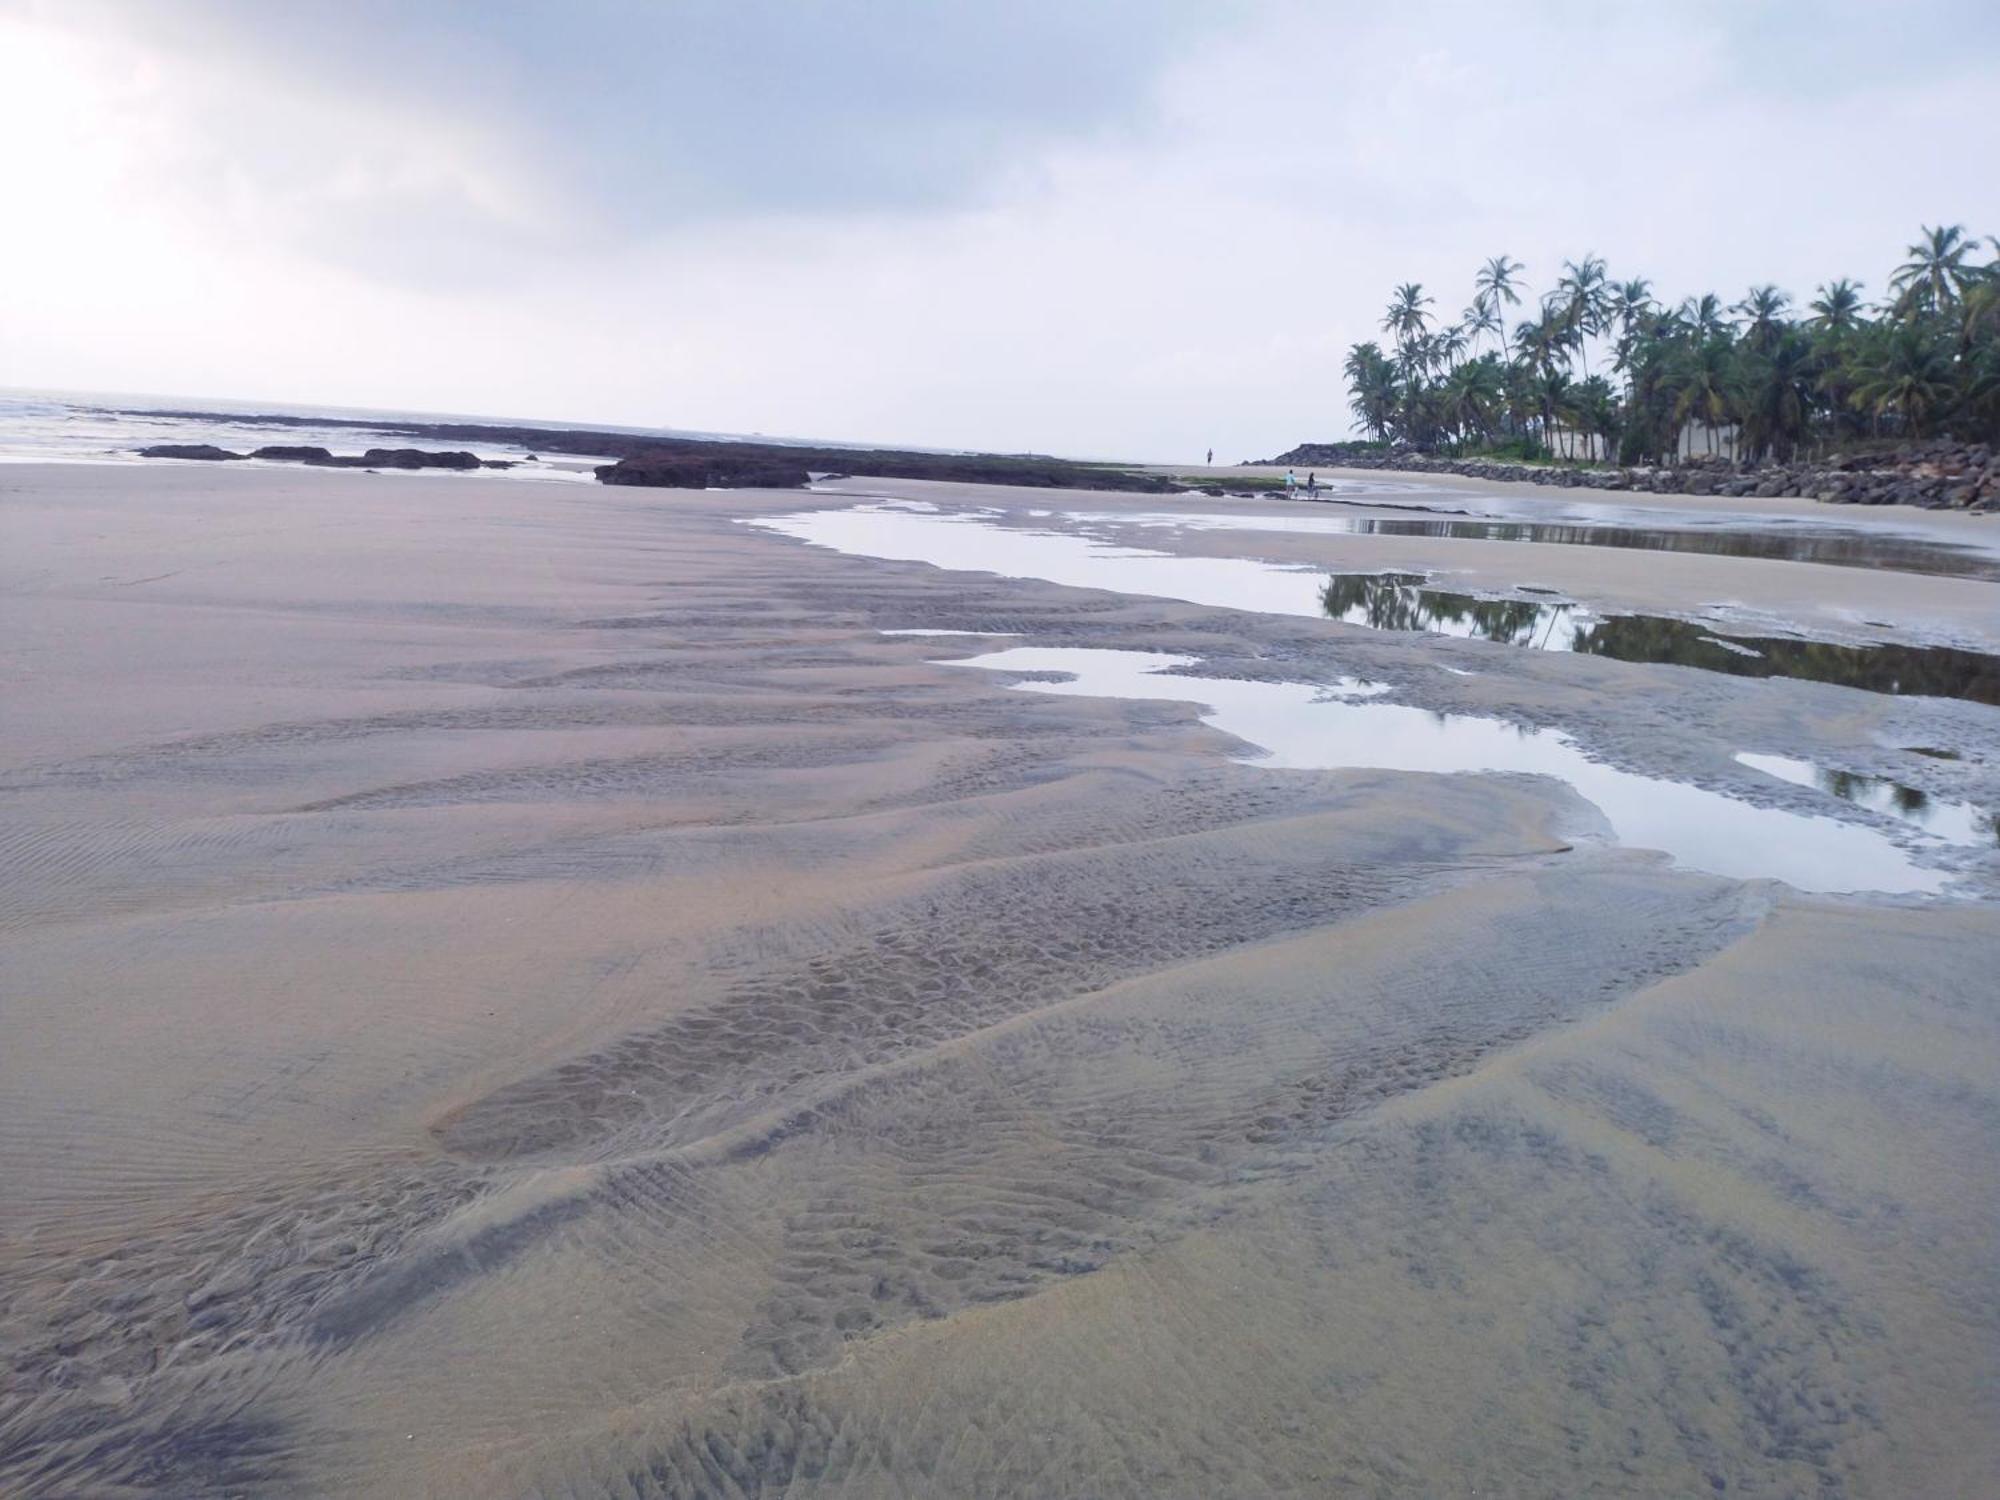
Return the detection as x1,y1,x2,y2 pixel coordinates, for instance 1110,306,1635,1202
1307,471,1318,497
1285,468,1297,493
1206,448,1213,465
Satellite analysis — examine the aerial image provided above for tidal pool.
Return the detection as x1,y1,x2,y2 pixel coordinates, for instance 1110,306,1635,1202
755,504,2000,704
1116,505,2000,581
1321,574,2000,704
946,646,1956,895
1737,752,1997,845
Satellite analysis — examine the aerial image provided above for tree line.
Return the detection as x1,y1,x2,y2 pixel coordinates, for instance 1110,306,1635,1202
1342,226,2000,465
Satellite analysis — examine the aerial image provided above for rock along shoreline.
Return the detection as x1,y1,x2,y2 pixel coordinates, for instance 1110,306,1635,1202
1262,439,1999,512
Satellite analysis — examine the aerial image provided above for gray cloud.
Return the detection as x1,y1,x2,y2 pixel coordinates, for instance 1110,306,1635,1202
81,0,1235,242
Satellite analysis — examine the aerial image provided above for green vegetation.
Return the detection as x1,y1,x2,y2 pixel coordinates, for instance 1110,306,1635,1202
1344,226,2000,463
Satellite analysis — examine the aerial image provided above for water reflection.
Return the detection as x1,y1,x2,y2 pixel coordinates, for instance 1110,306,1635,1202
1737,753,1997,845
1321,574,1577,648
1320,575,2000,706
753,505,2000,706
944,646,1957,895
1105,508,2000,582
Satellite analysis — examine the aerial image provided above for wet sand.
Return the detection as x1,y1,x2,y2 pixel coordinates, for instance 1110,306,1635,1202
2,462,1997,1497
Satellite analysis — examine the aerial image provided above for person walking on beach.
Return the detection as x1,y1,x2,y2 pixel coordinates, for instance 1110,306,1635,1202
1307,471,1318,497
1285,468,1297,494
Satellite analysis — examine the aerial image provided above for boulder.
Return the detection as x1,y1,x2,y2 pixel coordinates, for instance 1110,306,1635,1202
137,444,244,461
356,448,483,470
251,445,334,462
595,451,811,489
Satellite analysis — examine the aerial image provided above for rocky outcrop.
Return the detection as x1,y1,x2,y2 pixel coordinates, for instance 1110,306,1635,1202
348,447,484,470
1260,440,2000,511
110,405,1175,493
592,445,1182,493
136,444,244,461
145,443,510,472
250,445,335,462
595,452,812,489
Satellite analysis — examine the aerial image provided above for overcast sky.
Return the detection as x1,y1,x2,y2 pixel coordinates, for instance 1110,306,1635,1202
2,0,1995,460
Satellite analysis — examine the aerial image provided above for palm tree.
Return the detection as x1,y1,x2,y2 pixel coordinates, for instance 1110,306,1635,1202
1381,284,1434,348
1442,356,1504,452
1731,285,1792,353
1473,256,1525,352
1808,278,1865,333
1890,224,1978,318
1342,226,2000,462
1680,293,1726,340
1556,255,1611,376
1608,278,1654,373
1671,337,1735,456
1571,375,1622,462
1434,321,1470,371
1849,323,1955,437
1736,326,1817,462
1461,300,1501,354
1343,342,1400,441
1534,368,1578,458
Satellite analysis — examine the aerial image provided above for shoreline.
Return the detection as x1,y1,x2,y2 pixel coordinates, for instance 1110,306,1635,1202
1253,438,2000,512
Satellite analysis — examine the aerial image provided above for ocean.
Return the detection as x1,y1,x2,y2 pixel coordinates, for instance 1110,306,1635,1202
0,389,798,484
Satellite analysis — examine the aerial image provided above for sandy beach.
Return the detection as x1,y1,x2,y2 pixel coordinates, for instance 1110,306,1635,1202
3,460,1998,1497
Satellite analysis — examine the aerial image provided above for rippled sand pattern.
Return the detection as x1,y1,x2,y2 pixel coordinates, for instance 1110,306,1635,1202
2,466,1996,1497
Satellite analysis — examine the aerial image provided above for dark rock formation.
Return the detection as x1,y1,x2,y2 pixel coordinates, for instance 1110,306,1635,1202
1260,439,2000,512
348,448,483,470
595,452,811,489
594,444,1179,494
155,442,499,472
136,444,244,461
103,404,1179,495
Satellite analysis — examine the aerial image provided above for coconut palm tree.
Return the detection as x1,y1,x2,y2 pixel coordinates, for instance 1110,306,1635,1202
1511,311,1565,383
1343,342,1400,441
1808,278,1866,333
1607,278,1654,373
1381,284,1434,348
1680,293,1726,340
1533,368,1578,458
1461,301,1501,355
1671,338,1735,456
1342,226,1999,454
1434,322,1470,371
1473,256,1525,352
1735,326,1817,462
1442,356,1505,451
1890,224,1978,318
1571,375,1622,461
1731,285,1792,353
1555,255,1611,376
1849,324,1956,437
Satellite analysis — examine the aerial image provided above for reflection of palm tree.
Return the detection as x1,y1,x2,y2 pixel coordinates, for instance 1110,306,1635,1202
1891,784,1930,815
1320,575,1560,643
